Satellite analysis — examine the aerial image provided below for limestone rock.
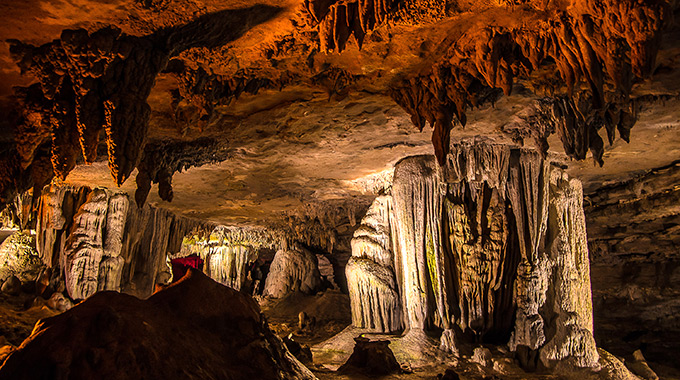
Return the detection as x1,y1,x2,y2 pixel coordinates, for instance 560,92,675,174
0,269,317,380
472,347,493,367
345,142,600,369
439,329,459,356
0,231,43,283
46,292,73,312
626,350,659,380
264,247,322,298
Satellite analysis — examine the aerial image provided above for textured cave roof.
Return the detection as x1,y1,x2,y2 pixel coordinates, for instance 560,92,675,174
0,0,679,227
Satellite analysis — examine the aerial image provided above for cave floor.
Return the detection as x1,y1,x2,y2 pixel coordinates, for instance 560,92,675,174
0,292,57,362
2,288,679,379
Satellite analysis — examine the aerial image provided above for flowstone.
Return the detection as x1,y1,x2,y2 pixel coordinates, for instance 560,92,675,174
346,142,600,368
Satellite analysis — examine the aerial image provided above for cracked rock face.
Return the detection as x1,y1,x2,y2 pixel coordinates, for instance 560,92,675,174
347,143,599,368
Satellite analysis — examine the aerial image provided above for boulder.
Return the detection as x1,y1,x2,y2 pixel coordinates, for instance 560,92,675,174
338,336,400,376
1,276,20,296
0,232,43,284
472,346,493,367
0,269,316,380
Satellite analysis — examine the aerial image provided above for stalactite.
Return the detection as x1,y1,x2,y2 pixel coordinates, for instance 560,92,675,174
310,0,395,52
3,6,282,207
389,0,669,165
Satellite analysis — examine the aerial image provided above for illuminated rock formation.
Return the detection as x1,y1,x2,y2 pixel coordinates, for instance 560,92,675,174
174,226,282,290
347,142,599,368
0,231,42,283
264,247,322,298
346,195,403,332
34,183,210,299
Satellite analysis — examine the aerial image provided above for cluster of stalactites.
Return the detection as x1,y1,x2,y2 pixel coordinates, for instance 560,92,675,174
390,0,669,165
306,0,396,52
175,225,284,290
4,6,282,211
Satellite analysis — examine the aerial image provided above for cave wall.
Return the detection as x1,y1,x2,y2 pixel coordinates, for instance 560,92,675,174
347,143,598,368
585,161,680,369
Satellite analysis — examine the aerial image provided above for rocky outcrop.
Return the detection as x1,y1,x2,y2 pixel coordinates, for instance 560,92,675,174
264,247,322,298
346,142,599,368
0,269,316,380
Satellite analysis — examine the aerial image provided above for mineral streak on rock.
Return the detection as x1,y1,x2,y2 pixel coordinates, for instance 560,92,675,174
346,142,599,367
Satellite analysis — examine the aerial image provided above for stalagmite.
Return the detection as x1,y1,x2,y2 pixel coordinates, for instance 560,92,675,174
539,170,598,367
264,246,322,298
346,142,599,368
346,195,403,331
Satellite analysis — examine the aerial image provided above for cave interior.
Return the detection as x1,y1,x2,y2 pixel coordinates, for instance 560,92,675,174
0,0,679,379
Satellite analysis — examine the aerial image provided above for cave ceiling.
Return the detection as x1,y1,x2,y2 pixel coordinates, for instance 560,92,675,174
0,0,678,227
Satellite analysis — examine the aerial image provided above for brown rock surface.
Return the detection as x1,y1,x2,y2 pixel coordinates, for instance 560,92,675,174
0,269,316,380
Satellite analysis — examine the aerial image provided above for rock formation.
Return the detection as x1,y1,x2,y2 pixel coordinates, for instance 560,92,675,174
264,247,322,298
173,225,282,290
347,142,599,368
0,269,316,380
34,182,211,299
0,231,43,284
